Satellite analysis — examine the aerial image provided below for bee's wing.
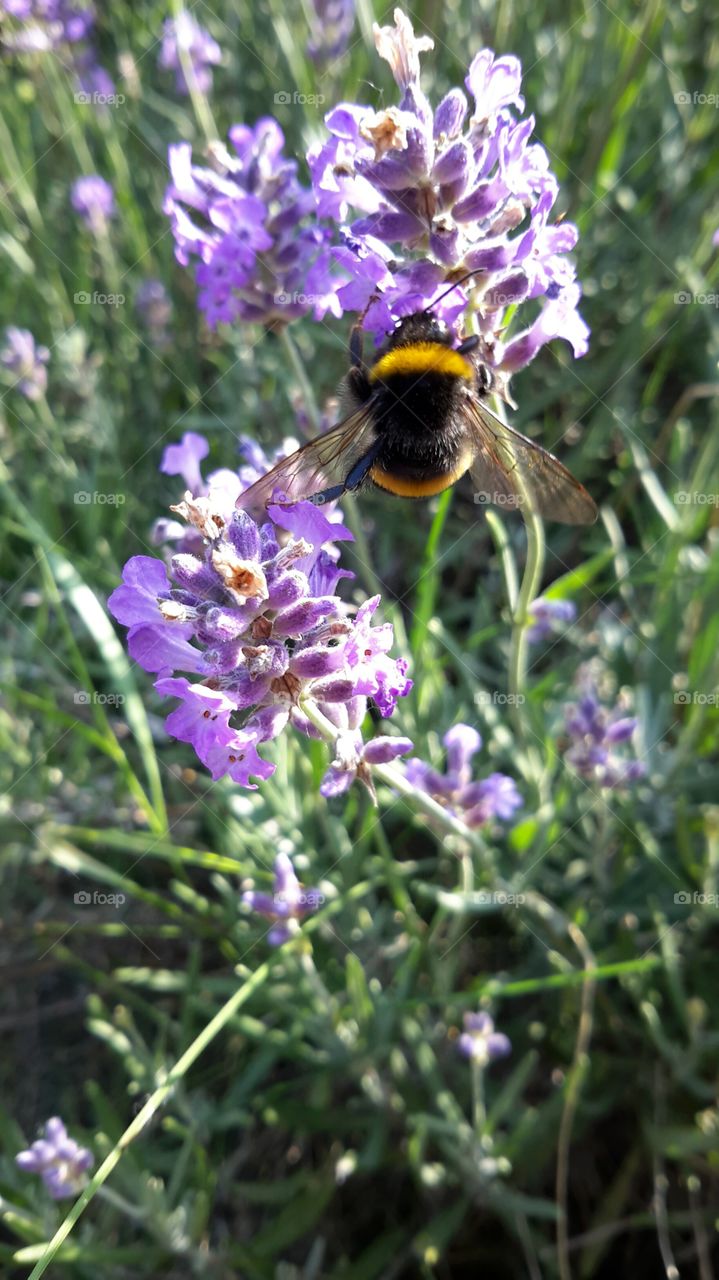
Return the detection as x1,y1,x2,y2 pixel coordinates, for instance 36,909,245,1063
465,399,597,526
236,404,377,510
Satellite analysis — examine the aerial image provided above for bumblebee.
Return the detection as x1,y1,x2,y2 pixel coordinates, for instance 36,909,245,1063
238,306,597,525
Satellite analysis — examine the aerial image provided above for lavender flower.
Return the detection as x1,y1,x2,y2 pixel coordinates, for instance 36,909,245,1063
457,1012,511,1064
1,2,114,105
564,684,645,789
1,0,93,50
526,596,577,644
136,278,173,349
71,174,115,232
108,486,411,789
405,723,522,828
151,431,314,551
310,696,413,797
158,12,221,96
16,1116,93,1199
242,852,323,945
307,0,355,65
308,8,588,395
0,326,49,400
163,121,342,330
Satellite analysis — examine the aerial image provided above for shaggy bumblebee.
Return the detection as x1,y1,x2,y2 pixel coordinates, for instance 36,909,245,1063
238,308,597,525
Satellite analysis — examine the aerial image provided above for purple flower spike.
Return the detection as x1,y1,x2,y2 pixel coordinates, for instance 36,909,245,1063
404,722,521,829
526,597,577,644
71,174,115,232
16,1116,93,1200
243,852,324,944
2,1,114,106
563,678,645,789
163,123,344,330
307,8,588,395
457,1011,511,1065
307,0,355,64
0,326,49,400
136,279,173,349
109,436,411,790
158,13,221,96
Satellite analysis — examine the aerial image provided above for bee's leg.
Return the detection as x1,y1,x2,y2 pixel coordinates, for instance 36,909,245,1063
309,438,383,506
456,334,480,356
349,322,365,371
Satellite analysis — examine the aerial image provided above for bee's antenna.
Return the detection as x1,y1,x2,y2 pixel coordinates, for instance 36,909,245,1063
425,269,484,314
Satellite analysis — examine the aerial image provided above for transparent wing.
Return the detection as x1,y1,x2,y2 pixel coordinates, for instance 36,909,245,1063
466,399,597,526
236,404,377,510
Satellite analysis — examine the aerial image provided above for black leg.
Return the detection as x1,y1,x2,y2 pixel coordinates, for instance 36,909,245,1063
308,437,383,506
349,323,365,371
456,334,480,356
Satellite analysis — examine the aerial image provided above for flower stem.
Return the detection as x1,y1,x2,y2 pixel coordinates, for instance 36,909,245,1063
508,503,545,735
26,960,272,1280
299,696,489,857
471,1058,487,1133
280,327,322,431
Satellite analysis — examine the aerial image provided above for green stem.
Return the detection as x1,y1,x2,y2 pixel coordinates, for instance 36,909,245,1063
508,504,545,735
27,960,272,1280
299,696,490,858
471,1059,486,1133
280,327,322,430
170,0,219,146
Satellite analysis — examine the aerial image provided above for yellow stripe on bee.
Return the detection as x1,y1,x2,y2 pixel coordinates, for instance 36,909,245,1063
370,455,471,498
369,342,473,384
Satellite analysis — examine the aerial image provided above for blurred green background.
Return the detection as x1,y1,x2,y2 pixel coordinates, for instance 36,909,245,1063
1,1,719,1276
